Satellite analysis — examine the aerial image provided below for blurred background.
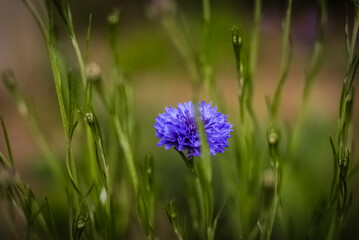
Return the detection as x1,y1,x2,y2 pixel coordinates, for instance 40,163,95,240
0,0,358,239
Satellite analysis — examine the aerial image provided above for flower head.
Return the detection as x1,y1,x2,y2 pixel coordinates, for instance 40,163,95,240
154,101,233,157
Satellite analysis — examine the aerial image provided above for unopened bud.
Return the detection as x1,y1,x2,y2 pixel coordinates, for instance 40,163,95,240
267,127,279,146
84,112,94,123
165,198,178,223
100,187,107,205
86,62,101,83
339,148,350,178
76,203,89,230
231,25,242,48
107,10,119,26
2,70,16,90
77,219,85,229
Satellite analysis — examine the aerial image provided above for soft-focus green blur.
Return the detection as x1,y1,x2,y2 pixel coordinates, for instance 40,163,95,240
0,0,358,239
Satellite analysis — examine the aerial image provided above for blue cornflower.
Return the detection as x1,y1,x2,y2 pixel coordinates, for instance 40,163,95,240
154,101,233,157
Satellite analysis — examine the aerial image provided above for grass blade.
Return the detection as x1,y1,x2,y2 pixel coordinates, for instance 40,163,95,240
0,117,14,167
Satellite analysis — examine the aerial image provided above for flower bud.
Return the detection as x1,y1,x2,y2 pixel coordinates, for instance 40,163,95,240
2,70,16,91
100,187,107,206
107,9,119,26
86,62,101,83
267,127,279,147
231,25,243,51
77,219,86,229
84,112,94,123
339,148,350,178
165,198,179,225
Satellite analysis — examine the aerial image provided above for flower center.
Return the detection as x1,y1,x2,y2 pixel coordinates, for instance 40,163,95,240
186,117,197,134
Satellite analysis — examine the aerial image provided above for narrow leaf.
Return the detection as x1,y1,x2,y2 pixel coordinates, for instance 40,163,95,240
1,117,14,166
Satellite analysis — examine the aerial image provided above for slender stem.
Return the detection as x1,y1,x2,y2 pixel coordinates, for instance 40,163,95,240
194,174,206,238
176,149,213,239
86,126,98,184
113,117,139,194
262,2,293,236
161,18,201,88
47,42,69,137
201,0,218,103
266,160,279,240
3,72,65,184
289,0,327,158
249,0,261,77
34,122,64,184
202,0,211,22
71,36,87,88
177,150,196,176
270,0,293,120
22,0,49,41
329,8,359,238
85,14,93,64
348,15,359,70
23,0,69,136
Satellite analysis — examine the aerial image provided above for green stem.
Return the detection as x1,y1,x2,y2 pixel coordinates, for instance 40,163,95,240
270,0,293,120
47,42,69,137
3,72,65,185
266,160,279,240
71,36,87,88
194,175,206,238
161,17,201,90
202,0,211,22
201,0,218,103
249,0,261,77
34,123,64,184
348,14,359,70
113,117,139,194
289,0,327,157
86,126,98,184
23,0,68,136
22,0,49,41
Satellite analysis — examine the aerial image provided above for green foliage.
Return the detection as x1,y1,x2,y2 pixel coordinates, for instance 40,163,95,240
0,0,358,239
165,198,185,240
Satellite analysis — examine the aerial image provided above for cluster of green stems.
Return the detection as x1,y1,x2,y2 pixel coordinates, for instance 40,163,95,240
0,0,358,239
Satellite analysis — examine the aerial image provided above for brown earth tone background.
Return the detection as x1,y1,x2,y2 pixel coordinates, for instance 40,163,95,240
1,0,359,239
